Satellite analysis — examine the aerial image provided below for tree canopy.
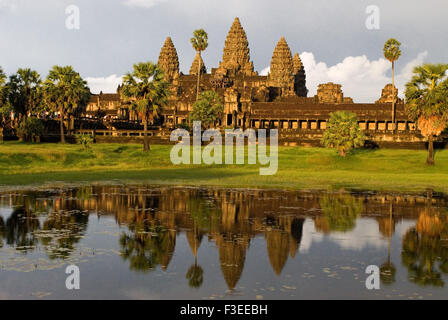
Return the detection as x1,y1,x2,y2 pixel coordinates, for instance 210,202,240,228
405,63,448,165
121,62,171,151
42,65,91,143
190,29,208,53
383,38,402,63
190,90,223,128
321,111,365,157
0,67,9,120
6,68,43,118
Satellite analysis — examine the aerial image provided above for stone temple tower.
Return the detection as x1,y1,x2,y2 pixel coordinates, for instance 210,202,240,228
157,37,180,83
217,17,257,77
293,53,308,97
269,37,295,96
190,52,207,75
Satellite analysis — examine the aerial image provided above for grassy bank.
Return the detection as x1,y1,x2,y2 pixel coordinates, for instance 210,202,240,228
0,141,447,193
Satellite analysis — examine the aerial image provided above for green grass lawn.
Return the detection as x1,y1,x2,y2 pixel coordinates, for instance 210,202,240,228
0,141,447,193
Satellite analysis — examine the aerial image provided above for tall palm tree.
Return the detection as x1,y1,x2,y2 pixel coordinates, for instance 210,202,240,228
0,67,7,141
121,62,170,152
0,67,5,94
42,66,91,143
405,63,448,165
190,29,208,101
6,68,42,121
383,38,402,124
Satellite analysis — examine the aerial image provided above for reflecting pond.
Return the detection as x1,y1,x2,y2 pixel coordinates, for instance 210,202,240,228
0,185,447,299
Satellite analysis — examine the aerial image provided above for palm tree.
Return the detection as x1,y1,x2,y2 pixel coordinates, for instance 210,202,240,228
42,66,91,143
6,68,42,121
0,67,5,95
405,63,448,165
0,67,8,137
383,38,402,124
190,29,208,101
121,62,171,152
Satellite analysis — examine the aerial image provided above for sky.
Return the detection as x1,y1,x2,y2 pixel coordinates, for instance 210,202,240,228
0,0,447,102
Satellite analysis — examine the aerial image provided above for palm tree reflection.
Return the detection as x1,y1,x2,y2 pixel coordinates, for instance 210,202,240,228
401,207,448,287
380,203,396,285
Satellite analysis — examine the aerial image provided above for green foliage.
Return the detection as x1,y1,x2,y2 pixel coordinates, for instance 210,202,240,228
405,63,448,120
5,68,43,117
121,62,171,151
402,227,448,287
190,29,208,53
17,117,44,142
405,63,448,165
76,134,94,151
383,38,402,63
190,90,224,128
321,111,365,157
0,67,6,106
186,264,204,288
42,65,91,117
42,66,90,143
121,62,170,121
319,194,364,232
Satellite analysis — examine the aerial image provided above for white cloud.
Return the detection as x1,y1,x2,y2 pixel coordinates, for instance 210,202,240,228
260,66,270,76
260,51,428,103
299,218,415,253
0,0,19,11
122,0,168,8
86,74,123,94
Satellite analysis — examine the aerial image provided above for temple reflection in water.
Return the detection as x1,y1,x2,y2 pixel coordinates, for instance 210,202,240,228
1,185,447,291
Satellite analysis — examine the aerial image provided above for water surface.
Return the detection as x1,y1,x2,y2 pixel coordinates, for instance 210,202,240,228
0,185,447,299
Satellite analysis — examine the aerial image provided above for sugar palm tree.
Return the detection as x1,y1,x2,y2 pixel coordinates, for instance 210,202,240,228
121,62,171,152
190,29,208,100
42,66,91,143
383,39,402,124
0,67,7,113
6,68,42,120
0,67,7,140
405,63,448,165
0,67,5,93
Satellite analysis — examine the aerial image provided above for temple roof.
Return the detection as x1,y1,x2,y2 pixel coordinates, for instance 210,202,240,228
218,17,256,76
189,53,207,75
158,37,180,82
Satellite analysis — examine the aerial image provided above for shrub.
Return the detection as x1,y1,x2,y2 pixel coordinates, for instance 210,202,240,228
76,134,94,151
17,117,45,143
321,111,365,157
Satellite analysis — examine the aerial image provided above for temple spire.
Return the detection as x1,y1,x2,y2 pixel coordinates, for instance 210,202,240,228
157,36,180,82
293,53,303,75
189,52,207,75
269,37,295,95
293,52,308,97
217,17,256,77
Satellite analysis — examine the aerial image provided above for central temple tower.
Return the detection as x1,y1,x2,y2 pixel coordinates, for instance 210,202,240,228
216,17,257,77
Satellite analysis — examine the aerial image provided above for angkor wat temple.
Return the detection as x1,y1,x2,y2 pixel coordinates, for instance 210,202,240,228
85,17,431,147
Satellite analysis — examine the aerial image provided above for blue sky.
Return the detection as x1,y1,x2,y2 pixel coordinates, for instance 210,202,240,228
0,0,447,102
